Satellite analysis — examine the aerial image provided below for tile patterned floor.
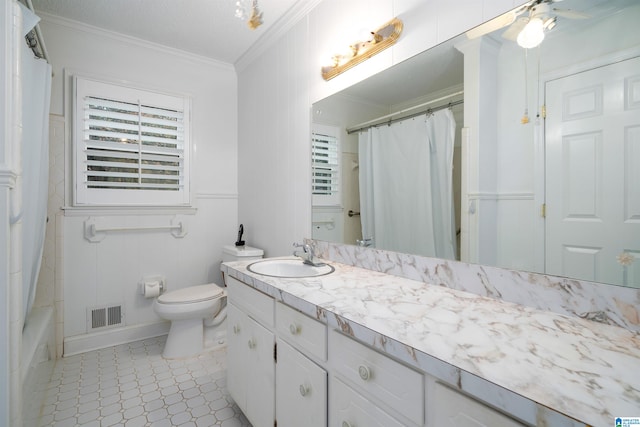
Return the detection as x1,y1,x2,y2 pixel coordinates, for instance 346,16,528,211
37,336,252,427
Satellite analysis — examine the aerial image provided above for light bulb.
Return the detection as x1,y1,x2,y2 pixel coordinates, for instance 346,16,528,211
517,18,545,49
357,28,374,43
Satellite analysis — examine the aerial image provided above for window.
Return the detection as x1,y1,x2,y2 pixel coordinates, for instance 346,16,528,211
311,124,340,206
73,76,191,206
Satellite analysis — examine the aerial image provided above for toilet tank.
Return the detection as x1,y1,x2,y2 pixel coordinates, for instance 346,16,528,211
222,245,264,262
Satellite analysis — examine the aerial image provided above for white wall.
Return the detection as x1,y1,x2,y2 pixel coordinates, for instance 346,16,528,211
238,0,521,257
237,17,313,257
38,16,239,351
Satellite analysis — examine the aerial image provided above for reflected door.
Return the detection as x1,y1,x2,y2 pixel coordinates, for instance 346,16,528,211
545,56,640,286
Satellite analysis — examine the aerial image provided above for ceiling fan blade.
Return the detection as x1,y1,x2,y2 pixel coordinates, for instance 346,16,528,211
466,10,517,39
502,16,528,41
553,8,590,19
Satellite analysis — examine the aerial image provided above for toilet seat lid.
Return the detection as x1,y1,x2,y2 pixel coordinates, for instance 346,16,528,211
157,284,224,304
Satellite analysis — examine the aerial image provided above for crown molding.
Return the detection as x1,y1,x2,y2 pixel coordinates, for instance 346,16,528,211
38,12,236,71
234,0,322,73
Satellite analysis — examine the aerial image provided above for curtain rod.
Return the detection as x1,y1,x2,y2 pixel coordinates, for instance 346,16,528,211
346,90,464,134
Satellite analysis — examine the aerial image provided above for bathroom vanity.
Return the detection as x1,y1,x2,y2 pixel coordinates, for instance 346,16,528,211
222,258,640,427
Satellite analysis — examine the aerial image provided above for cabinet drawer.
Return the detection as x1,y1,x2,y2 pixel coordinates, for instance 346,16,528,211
329,329,424,425
429,381,526,427
227,276,274,327
330,377,405,427
276,302,327,361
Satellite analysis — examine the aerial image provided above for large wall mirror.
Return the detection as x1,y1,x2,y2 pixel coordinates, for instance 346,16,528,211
311,0,640,288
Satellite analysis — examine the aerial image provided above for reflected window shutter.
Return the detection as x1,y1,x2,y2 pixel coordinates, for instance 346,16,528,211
312,132,339,199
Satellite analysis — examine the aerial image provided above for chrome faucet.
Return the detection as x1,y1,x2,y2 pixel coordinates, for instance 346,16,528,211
293,242,326,267
356,237,374,247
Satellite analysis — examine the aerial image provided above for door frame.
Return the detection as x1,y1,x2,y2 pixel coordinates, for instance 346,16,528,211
535,46,640,272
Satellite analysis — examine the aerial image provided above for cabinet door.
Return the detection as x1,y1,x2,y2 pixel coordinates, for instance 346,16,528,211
228,303,275,427
429,381,526,427
276,339,327,427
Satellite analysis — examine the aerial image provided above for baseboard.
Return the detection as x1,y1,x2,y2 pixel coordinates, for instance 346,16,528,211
63,321,170,357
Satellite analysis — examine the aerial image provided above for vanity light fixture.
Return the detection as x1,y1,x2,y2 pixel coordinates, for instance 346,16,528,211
321,18,403,81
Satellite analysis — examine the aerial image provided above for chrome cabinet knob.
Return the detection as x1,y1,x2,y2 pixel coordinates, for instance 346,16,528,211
247,338,256,349
289,323,300,335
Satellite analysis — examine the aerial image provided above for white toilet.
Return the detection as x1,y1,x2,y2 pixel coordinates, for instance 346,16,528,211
153,245,263,359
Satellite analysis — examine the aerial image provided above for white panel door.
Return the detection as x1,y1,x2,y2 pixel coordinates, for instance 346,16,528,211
275,339,327,427
545,56,640,286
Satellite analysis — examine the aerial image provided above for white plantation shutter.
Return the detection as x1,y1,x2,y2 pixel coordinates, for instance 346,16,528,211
312,124,340,206
74,77,191,206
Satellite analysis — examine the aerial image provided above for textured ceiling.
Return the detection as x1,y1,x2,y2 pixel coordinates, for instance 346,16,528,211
31,0,303,64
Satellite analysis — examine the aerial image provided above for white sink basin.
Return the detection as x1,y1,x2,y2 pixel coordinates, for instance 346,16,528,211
247,258,334,278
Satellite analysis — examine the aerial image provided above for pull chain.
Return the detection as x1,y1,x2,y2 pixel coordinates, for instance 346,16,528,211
521,49,530,124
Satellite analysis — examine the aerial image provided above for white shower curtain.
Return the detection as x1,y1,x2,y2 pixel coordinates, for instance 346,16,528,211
358,109,456,259
20,6,52,325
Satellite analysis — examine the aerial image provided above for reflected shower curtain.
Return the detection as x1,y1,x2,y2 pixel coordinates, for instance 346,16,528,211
358,109,456,259
21,20,52,325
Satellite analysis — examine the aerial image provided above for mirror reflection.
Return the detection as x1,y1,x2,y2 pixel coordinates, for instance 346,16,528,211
311,0,640,288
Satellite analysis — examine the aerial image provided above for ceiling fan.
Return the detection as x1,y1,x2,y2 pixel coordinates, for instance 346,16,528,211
466,0,590,48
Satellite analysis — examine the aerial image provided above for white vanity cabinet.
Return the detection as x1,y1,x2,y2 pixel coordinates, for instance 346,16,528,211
226,273,529,427
227,277,327,427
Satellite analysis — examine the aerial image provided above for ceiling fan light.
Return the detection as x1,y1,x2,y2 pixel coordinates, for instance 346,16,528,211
517,18,545,48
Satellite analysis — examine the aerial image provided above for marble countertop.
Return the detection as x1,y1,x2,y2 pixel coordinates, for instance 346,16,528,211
222,257,640,427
